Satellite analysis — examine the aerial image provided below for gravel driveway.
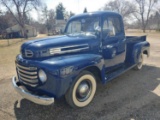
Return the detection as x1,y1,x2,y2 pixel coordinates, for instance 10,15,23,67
0,32,160,120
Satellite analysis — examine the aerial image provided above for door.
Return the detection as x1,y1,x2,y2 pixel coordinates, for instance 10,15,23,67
102,15,126,70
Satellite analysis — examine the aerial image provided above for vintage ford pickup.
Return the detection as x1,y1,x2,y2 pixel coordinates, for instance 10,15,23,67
12,11,150,108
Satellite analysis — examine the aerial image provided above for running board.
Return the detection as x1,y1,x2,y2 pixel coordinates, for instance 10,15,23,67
105,64,136,82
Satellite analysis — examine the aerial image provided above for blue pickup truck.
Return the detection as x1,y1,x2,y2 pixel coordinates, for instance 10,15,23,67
12,11,150,108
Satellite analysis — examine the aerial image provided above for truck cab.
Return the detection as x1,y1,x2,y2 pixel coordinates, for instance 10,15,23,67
12,11,150,108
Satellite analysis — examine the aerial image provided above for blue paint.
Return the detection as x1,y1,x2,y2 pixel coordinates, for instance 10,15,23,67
15,11,150,99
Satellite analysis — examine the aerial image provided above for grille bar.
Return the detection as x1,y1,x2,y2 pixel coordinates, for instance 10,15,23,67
18,72,38,79
18,68,37,75
19,76,38,83
20,80,38,87
17,64,37,70
16,63,38,87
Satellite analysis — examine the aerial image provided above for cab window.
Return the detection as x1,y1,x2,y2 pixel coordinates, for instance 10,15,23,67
103,16,122,38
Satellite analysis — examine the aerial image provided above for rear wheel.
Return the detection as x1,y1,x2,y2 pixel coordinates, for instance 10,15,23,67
65,71,96,108
134,53,143,70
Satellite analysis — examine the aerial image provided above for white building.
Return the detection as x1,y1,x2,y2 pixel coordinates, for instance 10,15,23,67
55,20,67,31
6,24,37,38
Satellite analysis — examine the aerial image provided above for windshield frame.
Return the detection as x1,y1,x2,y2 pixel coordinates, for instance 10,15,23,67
64,15,102,36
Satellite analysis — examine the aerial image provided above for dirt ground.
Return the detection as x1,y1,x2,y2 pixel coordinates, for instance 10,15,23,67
0,32,160,120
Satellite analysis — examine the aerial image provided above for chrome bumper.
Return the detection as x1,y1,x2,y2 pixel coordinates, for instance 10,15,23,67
12,77,54,105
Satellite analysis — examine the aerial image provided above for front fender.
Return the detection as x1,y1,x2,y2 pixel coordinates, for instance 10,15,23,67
55,54,105,97
16,54,104,98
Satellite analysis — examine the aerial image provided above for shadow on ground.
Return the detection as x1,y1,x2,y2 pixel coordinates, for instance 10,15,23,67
14,65,160,120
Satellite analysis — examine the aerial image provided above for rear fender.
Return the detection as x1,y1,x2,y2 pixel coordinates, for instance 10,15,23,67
132,41,150,64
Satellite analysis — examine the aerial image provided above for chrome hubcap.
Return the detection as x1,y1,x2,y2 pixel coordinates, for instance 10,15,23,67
76,80,92,102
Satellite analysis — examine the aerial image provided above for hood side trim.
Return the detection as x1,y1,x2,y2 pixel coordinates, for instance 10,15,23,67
50,44,89,55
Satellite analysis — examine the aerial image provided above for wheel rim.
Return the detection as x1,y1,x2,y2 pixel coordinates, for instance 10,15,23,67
76,80,92,102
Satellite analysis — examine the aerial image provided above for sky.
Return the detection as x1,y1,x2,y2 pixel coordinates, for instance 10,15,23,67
45,0,109,13
32,0,110,20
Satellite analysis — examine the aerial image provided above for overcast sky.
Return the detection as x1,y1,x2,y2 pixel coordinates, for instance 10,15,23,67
31,0,110,20
45,0,109,13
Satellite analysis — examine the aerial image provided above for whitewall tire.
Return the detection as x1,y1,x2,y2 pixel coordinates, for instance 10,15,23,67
65,71,97,108
134,53,143,70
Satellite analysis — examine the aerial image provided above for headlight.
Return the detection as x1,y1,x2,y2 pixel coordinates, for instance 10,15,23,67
38,69,47,83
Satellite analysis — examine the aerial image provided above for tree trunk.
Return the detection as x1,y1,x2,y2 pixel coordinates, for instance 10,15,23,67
143,28,146,33
21,25,28,39
142,23,146,33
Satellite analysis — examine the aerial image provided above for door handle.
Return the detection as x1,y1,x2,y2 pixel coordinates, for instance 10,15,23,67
106,45,113,48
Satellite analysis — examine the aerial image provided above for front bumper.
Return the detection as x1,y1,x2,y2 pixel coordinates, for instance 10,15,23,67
12,76,55,105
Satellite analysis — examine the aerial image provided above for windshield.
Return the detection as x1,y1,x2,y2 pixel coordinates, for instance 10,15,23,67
65,16,100,35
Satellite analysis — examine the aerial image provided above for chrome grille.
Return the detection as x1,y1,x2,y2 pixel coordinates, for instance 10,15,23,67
16,63,38,87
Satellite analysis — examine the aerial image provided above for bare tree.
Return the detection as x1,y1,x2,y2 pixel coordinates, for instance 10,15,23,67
41,5,55,34
0,0,41,38
69,11,75,18
41,5,49,33
103,0,136,21
48,9,55,31
147,10,160,30
133,0,158,32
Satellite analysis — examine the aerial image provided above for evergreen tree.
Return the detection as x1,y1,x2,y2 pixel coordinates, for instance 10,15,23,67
56,3,66,20
83,7,88,13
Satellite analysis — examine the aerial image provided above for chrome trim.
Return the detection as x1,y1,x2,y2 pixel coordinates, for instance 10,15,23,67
17,68,37,75
12,77,54,105
20,80,38,87
50,46,89,55
19,76,38,83
16,63,38,87
25,50,33,58
50,44,89,50
17,64,37,70
18,72,37,79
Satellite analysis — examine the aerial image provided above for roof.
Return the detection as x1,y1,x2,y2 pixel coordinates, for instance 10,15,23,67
6,24,36,33
70,11,121,20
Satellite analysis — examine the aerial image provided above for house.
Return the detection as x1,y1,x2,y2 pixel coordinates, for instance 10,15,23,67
55,20,67,32
6,24,37,38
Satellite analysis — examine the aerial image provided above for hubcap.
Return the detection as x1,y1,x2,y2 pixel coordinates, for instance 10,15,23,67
76,80,92,102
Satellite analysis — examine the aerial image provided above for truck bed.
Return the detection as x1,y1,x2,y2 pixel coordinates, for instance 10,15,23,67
126,36,146,43
125,35,149,65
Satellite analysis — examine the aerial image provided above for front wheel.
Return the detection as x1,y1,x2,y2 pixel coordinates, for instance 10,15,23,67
65,71,97,108
134,53,144,70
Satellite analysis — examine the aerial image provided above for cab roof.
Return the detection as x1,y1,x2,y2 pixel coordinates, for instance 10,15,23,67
70,11,121,20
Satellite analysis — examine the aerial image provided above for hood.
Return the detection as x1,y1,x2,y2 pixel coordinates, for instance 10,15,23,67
21,34,99,59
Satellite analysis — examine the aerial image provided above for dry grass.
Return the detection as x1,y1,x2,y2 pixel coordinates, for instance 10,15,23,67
0,34,47,47
0,34,47,80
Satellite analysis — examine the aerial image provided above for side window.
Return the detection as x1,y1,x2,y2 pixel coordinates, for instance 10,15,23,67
111,17,122,35
103,16,122,38
108,18,116,36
